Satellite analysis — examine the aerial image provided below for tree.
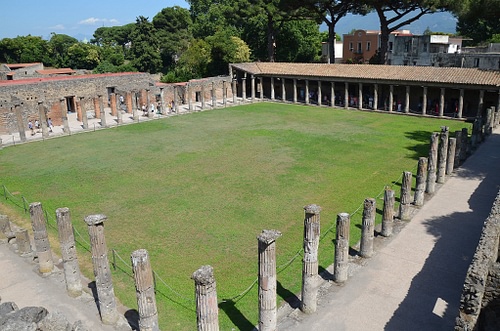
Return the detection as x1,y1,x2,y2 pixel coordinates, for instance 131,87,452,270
67,43,100,69
285,1,366,63
152,6,193,71
456,0,500,45
0,35,50,64
129,16,162,73
164,38,212,81
275,19,321,62
47,33,79,67
364,0,466,64
205,30,251,75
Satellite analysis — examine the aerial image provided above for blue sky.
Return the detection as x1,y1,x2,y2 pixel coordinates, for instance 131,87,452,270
0,0,189,41
1,1,456,42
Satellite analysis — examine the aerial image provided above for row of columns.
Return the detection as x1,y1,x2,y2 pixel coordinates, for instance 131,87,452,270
18,114,499,330
21,123,468,331
237,74,500,119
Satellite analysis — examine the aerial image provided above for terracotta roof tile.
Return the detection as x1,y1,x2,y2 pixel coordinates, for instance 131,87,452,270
0,72,146,86
231,63,500,88
36,68,76,75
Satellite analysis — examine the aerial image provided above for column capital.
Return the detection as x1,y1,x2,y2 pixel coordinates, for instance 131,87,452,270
84,214,108,226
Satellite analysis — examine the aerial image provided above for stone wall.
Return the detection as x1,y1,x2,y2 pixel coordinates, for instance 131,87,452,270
456,190,500,330
0,73,234,134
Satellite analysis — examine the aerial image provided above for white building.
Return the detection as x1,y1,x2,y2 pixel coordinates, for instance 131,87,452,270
388,34,463,66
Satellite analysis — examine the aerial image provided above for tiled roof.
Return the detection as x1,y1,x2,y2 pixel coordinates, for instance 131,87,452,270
5,62,42,69
36,68,76,75
231,63,500,88
0,72,146,86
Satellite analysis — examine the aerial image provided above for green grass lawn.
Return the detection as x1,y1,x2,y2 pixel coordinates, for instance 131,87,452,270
0,102,468,330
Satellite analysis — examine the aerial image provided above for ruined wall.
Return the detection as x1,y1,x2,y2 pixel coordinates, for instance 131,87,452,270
456,190,500,330
0,72,154,134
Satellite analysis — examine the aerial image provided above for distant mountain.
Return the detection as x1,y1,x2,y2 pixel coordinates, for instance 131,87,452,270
323,11,457,37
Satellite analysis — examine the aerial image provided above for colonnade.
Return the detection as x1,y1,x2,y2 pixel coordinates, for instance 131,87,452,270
232,72,500,120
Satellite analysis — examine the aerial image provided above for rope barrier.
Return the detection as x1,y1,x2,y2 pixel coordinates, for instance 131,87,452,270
0,159,426,309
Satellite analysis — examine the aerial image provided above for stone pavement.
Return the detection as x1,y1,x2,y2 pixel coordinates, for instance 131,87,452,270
0,241,133,330
278,128,500,330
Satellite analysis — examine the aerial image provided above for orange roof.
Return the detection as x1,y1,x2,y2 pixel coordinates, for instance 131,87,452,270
36,68,76,75
230,62,500,88
5,62,42,70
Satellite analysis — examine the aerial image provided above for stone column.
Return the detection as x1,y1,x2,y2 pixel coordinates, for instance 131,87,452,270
242,74,247,102
126,91,133,114
259,77,264,100
293,79,298,103
334,212,350,283
131,249,160,331
301,204,321,314
192,265,219,331
282,78,286,102
381,188,395,237
388,85,394,112
232,79,237,104
116,101,123,125
84,214,119,325
446,137,457,175
318,81,322,106
93,97,101,119
38,102,49,138
15,228,31,255
399,171,413,221
422,86,428,115
81,98,89,129
173,86,179,113
188,85,193,111
358,82,362,110
201,85,206,110
454,130,462,166
110,93,117,116
373,83,378,110
305,80,310,105
159,88,165,114
437,126,449,183
29,202,54,274
99,95,108,127
478,89,485,117
405,85,410,113
257,229,281,331
439,88,445,117
270,77,275,101
76,99,83,122
344,82,349,109
14,104,27,142
251,75,256,100
60,98,70,134
212,81,217,108
331,82,335,107
224,80,229,106
461,128,469,161
426,132,439,194
458,89,464,118
56,207,83,297
414,157,428,206
359,198,375,258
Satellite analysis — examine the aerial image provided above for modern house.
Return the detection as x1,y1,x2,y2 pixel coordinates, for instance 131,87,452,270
388,34,464,66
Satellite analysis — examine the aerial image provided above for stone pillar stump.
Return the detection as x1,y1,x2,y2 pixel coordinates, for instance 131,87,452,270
192,265,219,331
